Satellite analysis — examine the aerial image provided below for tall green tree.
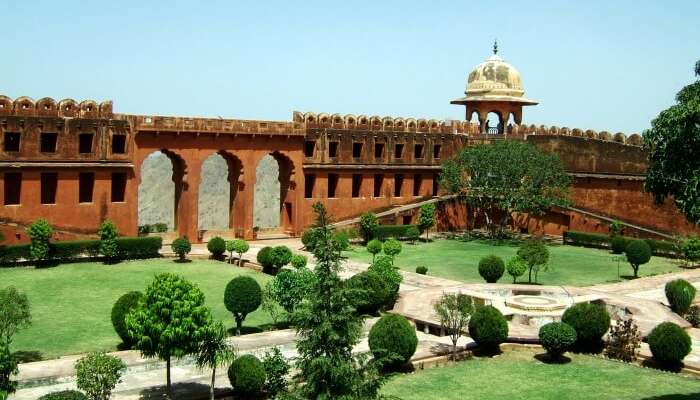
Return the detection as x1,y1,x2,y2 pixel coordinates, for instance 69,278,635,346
195,321,235,400
417,203,436,240
291,203,386,399
440,141,570,238
644,61,700,224
126,273,213,399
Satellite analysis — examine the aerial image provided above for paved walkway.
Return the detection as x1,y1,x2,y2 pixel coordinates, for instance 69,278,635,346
10,239,700,399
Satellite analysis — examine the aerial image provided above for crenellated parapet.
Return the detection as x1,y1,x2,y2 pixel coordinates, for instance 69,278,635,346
0,95,113,118
129,115,305,136
513,124,642,147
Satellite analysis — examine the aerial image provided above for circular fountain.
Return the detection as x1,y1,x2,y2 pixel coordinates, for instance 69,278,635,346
504,294,568,312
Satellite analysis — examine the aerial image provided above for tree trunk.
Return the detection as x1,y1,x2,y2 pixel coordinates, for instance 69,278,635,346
166,356,172,399
633,264,638,278
210,365,216,400
236,316,242,336
238,254,243,267
452,340,457,361
528,266,533,283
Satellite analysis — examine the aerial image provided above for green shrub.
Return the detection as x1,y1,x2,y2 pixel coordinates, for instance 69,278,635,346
0,340,17,396
224,276,262,335
625,240,651,278
333,231,350,251
228,354,266,397
610,235,629,254
50,240,100,260
405,226,420,243
468,305,508,351
257,246,274,271
682,236,700,265
290,254,307,270
367,239,383,262
382,239,402,259
561,302,610,348
375,225,419,240
506,256,527,283
226,239,249,266
346,271,390,315
171,237,191,261
262,347,289,397
359,212,379,243
644,238,680,257
647,322,692,366
563,231,610,248
153,223,168,233
0,243,30,264
206,236,226,259
664,279,697,315
98,220,119,261
268,246,293,274
115,237,162,259
517,239,549,283
27,219,53,261
138,225,150,236
38,391,88,400
301,229,319,251
269,268,315,313
415,266,428,275
368,314,418,366
111,291,143,347
538,322,577,359
609,220,624,236
368,255,402,308
478,255,505,283
605,318,641,362
75,352,126,400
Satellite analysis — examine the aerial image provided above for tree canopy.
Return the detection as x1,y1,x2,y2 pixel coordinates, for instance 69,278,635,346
644,60,700,224
440,140,570,237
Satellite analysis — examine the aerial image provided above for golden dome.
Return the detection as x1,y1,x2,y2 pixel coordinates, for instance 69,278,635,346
452,43,537,105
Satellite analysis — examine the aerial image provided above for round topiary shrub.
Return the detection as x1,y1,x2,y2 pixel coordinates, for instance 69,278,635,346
346,271,390,315
539,322,577,359
224,276,262,335
625,239,652,278
468,305,508,351
665,279,697,315
368,314,418,366
610,236,628,254
647,322,692,366
228,354,266,397
478,255,505,283
207,236,226,259
382,239,402,259
256,246,274,271
405,226,420,243
561,302,610,349
506,256,527,283
290,254,307,270
368,255,402,307
415,266,428,275
171,237,191,261
38,391,89,400
367,239,383,261
111,291,143,347
269,246,293,274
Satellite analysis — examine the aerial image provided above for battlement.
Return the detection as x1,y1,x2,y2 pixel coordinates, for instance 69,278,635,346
294,111,642,147
128,115,305,136
0,95,113,119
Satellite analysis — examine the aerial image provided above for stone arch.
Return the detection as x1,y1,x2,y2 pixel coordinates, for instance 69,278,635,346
197,151,243,231
253,152,295,231
138,150,187,232
485,111,503,134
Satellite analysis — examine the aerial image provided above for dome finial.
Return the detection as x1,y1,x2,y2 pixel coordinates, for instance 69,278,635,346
493,39,498,55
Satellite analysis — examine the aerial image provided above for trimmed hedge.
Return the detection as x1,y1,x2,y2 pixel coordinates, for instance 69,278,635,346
0,236,162,265
207,236,227,258
38,391,89,400
647,322,692,366
111,291,144,347
468,305,508,350
561,302,610,348
563,230,680,257
665,279,697,315
375,224,419,240
478,255,505,283
346,271,390,315
228,354,266,397
368,314,418,366
539,322,577,358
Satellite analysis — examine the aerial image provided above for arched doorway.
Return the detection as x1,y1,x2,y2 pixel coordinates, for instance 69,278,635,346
197,152,243,232
253,152,294,232
486,111,503,134
138,150,183,231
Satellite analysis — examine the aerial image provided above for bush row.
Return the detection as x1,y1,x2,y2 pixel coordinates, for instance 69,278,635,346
563,230,680,257
0,236,162,264
374,224,419,240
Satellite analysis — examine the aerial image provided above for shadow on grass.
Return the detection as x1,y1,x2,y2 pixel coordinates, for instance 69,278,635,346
138,381,233,399
534,352,572,364
641,358,685,373
13,350,43,363
570,341,605,355
639,395,700,400
471,346,503,358
174,259,193,264
226,322,292,337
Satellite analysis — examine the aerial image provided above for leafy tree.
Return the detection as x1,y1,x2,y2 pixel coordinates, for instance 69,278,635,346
366,239,383,262
126,273,213,398
224,276,262,335
382,239,402,262
405,226,420,244
333,231,350,251
345,271,390,315
27,219,53,262
625,240,651,278
269,268,316,313
433,293,473,361
290,254,308,270
506,256,527,283
517,239,550,283
682,236,700,267
0,286,32,344
291,202,387,399
262,347,290,398
417,203,436,240
440,141,570,238
98,220,119,262
270,246,293,273
261,282,285,327
643,61,700,224
368,255,403,306
226,239,250,266
195,321,235,400
170,237,191,262
75,352,126,400
0,340,18,398
359,212,379,243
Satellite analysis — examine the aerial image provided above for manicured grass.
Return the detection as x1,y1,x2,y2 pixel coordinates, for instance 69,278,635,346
345,238,684,286
0,259,278,360
382,348,700,400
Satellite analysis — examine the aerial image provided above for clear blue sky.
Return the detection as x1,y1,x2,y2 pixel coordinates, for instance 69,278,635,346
3,1,698,133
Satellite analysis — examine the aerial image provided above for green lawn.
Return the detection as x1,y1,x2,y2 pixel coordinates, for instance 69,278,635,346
0,259,278,360
345,238,684,286
382,348,700,400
